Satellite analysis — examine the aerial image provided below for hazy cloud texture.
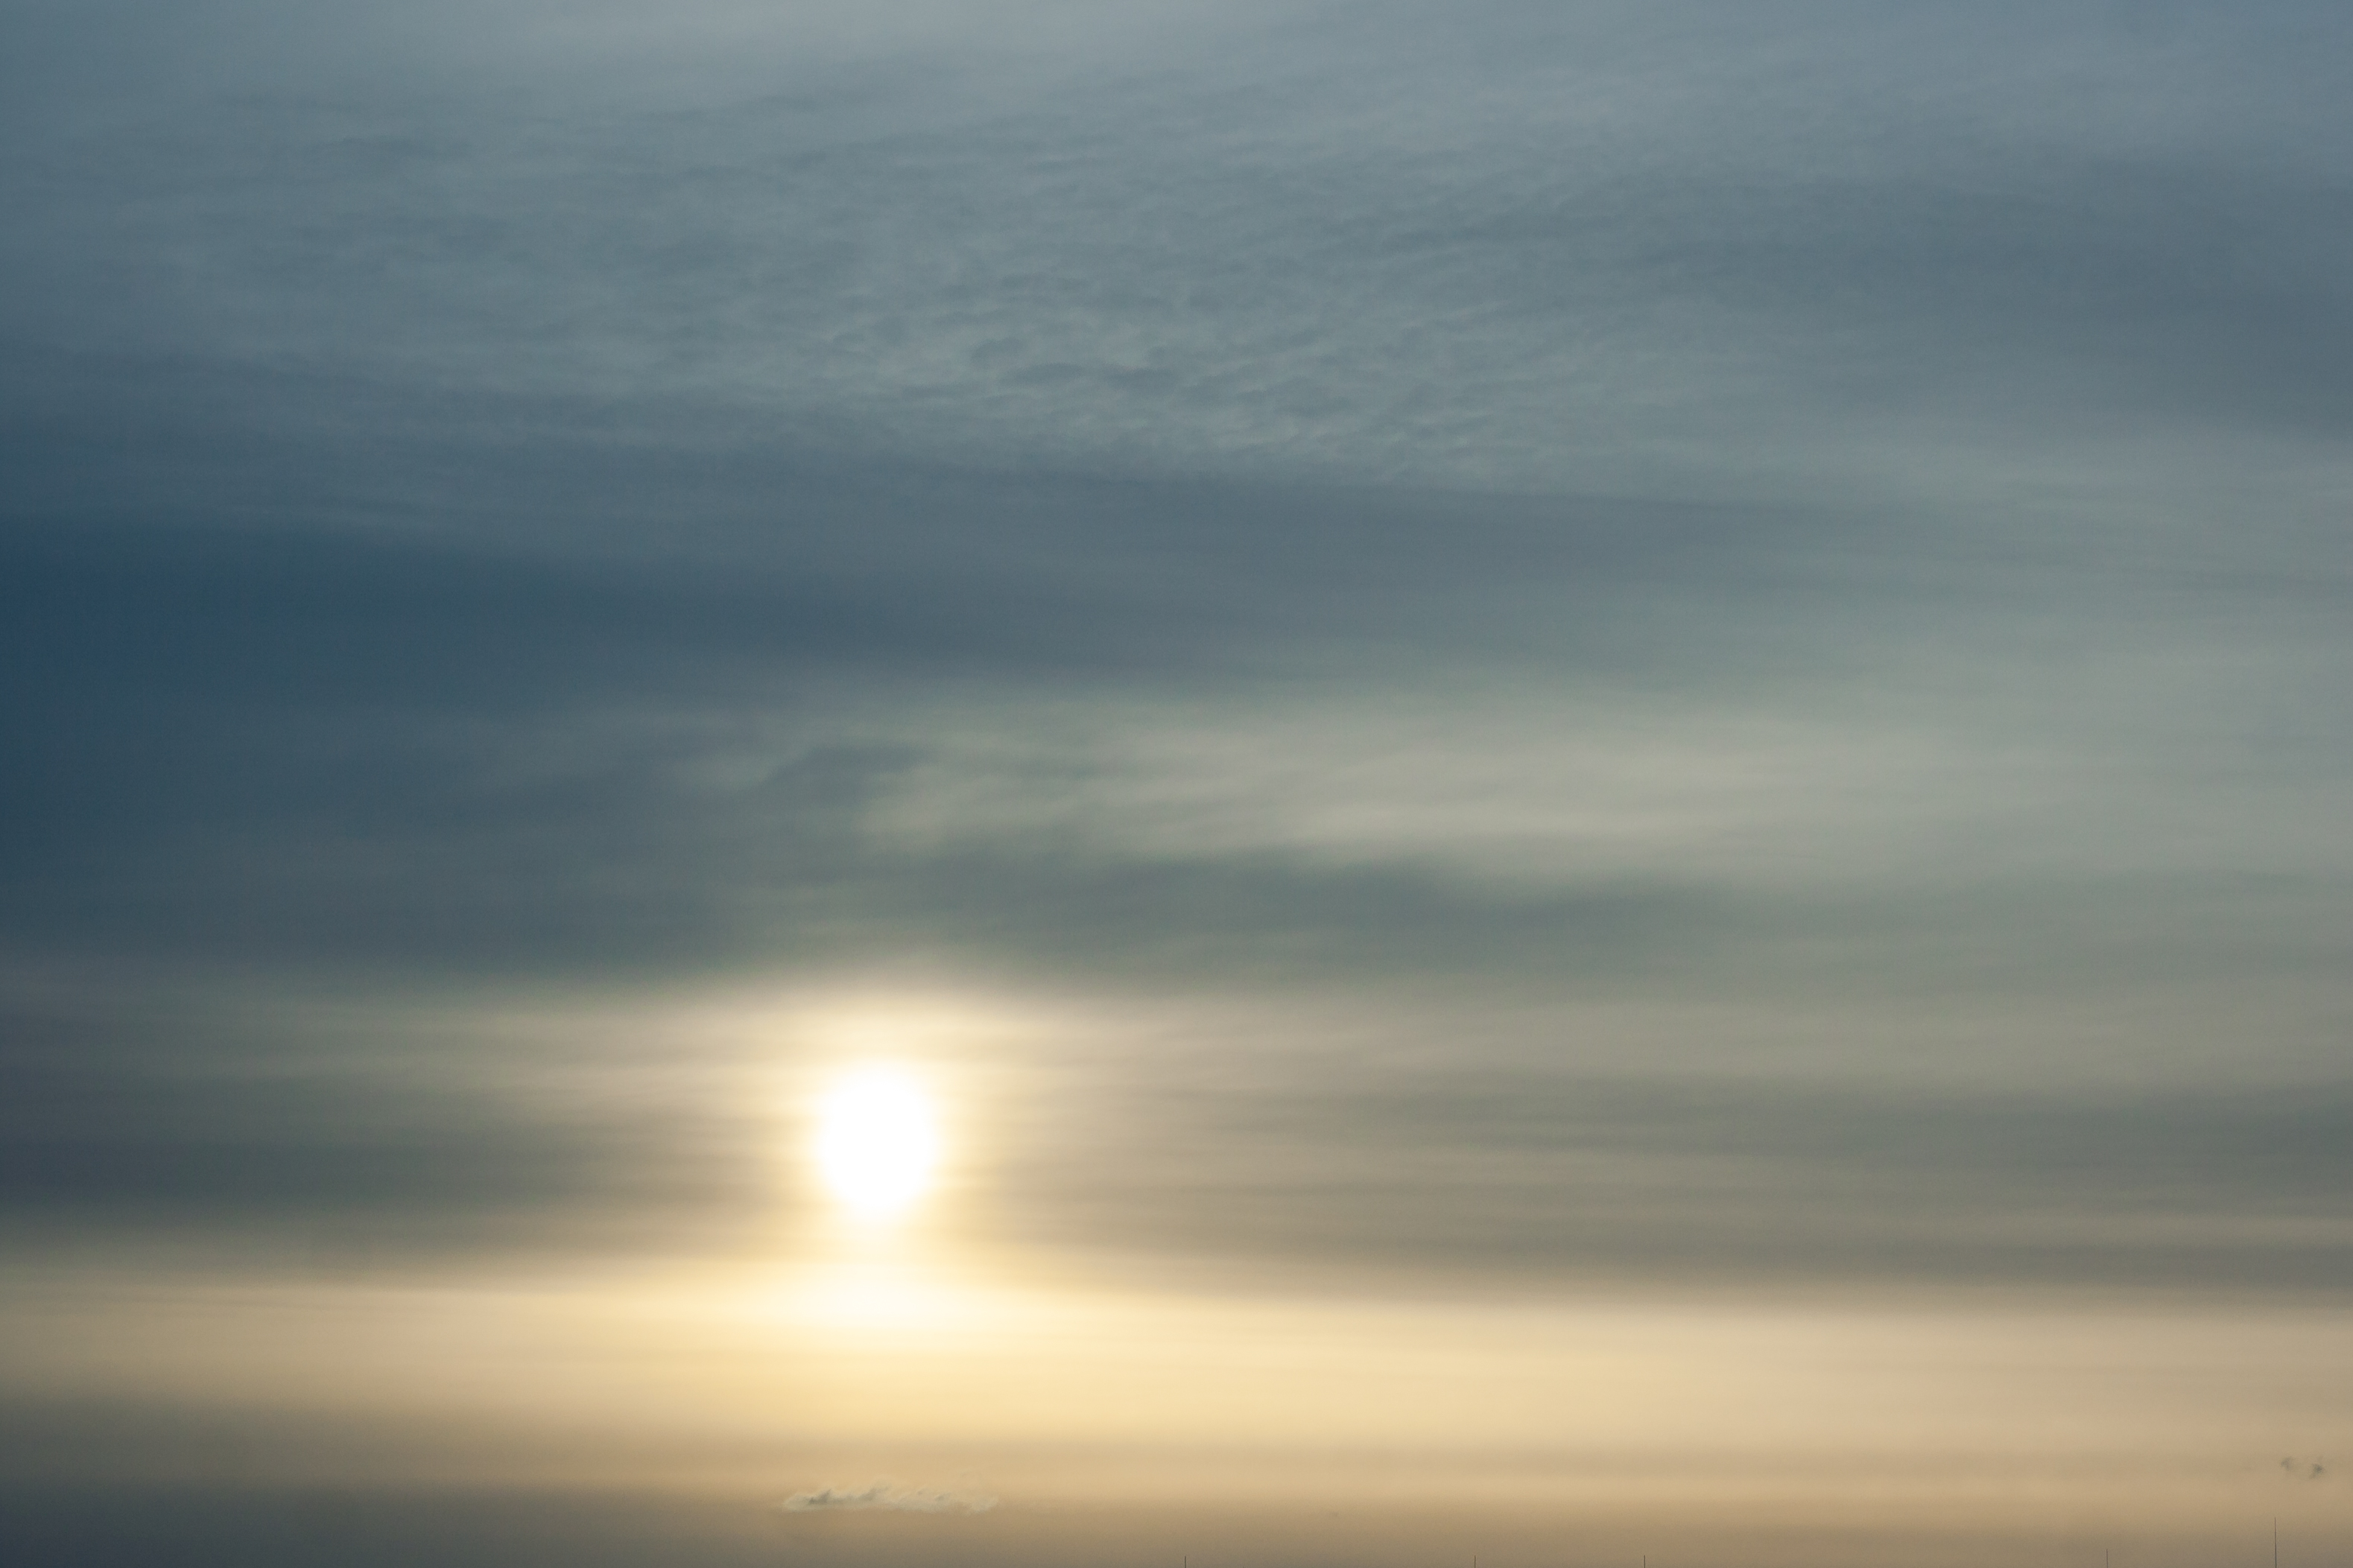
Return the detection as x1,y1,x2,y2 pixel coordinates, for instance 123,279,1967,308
6,1,2353,1559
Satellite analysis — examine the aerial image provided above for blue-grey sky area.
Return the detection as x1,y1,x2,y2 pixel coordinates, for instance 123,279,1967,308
5,3,2353,1564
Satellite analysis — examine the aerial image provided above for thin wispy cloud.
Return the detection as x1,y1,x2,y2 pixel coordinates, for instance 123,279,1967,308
781,1482,998,1515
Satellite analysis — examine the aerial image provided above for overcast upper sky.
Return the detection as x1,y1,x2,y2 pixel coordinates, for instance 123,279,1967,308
5,3,2352,1564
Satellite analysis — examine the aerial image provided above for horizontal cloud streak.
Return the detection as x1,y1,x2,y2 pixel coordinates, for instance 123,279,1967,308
7,974,2349,1295
780,1481,997,1514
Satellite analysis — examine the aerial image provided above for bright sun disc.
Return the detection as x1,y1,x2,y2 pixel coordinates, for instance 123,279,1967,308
814,1069,940,1220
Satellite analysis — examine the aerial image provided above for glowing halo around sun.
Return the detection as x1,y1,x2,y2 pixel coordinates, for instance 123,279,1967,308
812,1067,941,1222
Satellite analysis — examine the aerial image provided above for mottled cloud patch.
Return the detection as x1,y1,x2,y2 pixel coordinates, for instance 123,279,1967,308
780,1481,998,1515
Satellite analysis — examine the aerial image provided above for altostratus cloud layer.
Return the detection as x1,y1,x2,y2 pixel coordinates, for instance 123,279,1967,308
3,0,2349,1287
3,1,2352,1561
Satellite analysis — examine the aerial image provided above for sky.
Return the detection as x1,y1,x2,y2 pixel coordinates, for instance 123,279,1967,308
4,2,2352,1564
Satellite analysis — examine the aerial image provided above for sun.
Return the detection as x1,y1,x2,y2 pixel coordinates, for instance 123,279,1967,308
813,1067,941,1221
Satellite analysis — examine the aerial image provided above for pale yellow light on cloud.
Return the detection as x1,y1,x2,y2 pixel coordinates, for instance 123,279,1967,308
5,1251,2349,1540
10,979,2346,1567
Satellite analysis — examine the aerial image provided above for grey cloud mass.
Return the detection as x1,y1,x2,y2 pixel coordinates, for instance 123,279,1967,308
5,0,2351,1254
4,1,2353,1558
